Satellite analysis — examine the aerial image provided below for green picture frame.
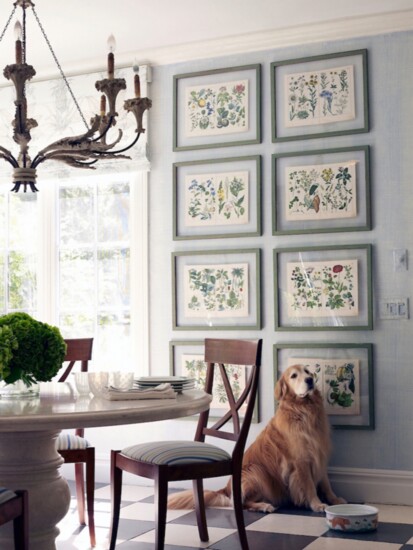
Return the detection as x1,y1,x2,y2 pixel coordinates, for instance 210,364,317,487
274,244,373,331
173,155,262,240
172,248,261,330
271,49,369,142
170,340,260,423
274,343,374,429
272,145,371,235
173,64,261,151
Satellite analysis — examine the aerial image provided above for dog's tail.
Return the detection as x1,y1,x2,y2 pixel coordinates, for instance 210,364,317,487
168,487,232,509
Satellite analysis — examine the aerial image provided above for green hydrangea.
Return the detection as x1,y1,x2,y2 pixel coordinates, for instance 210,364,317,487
0,313,67,386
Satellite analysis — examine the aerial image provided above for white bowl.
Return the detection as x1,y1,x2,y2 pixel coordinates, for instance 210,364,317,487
88,372,109,397
73,372,90,395
325,504,378,532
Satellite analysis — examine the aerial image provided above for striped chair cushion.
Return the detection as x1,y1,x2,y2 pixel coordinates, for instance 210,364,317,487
121,441,231,466
56,433,89,451
0,487,17,505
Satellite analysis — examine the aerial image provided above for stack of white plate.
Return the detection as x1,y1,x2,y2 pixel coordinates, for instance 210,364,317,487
134,376,196,393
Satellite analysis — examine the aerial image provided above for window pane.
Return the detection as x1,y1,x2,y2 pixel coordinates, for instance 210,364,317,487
59,312,94,338
0,256,4,311
98,248,130,307
9,193,38,249
8,251,37,311
96,311,131,369
59,249,95,309
0,195,5,249
59,186,94,246
97,182,130,242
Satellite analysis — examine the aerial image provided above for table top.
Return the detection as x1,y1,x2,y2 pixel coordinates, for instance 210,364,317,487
0,382,212,432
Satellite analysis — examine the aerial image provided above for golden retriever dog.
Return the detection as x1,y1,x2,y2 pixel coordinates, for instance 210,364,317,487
168,364,346,513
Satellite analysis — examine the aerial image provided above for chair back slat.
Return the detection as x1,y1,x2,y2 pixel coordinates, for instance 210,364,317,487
58,338,94,381
218,363,240,434
195,338,262,462
207,369,253,433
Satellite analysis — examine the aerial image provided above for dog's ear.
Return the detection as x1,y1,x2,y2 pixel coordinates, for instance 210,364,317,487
275,375,287,400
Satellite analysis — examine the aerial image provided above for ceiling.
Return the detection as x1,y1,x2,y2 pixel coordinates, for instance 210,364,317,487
1,0,412,77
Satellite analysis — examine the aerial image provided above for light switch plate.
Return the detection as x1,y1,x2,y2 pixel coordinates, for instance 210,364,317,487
379,298,409,319
393,249,408,272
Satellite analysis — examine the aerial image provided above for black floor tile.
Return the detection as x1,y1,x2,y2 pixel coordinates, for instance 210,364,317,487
209,531,317,550
323,521,413,544
139,487,183,504
169,506,264,529
118,543,203,549
116,517,155,540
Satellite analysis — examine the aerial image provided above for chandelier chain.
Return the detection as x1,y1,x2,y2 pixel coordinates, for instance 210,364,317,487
0,5,17,45
31,5,89,130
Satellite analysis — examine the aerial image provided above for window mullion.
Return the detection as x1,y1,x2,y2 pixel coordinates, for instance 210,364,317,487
37,183,57,323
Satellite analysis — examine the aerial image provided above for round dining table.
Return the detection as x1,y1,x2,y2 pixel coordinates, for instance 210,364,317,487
0,382,212,550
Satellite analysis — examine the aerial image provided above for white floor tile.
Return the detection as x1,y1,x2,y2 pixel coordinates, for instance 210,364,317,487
57,524,111,550
368,503,413,524
247,513,329,536
304,539,403,550
94,483,154,501
120,501,190,521
132,523,236,548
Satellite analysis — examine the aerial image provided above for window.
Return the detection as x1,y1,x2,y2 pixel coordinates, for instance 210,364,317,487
0,191,38,315
0,171,148,373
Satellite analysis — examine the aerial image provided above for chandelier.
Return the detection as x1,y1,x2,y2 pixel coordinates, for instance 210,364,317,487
0,0,152,192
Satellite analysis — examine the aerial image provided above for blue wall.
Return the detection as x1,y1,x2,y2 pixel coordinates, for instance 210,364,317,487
148,30,413,472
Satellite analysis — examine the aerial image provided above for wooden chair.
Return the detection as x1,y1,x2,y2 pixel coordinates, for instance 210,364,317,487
109,338,262,550
0,488,29,550
57,338,96,547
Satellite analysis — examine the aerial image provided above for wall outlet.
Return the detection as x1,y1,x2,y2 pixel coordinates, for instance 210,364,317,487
379,298,409,319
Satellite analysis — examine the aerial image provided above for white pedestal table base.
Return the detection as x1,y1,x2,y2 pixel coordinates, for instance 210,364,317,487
0,430,70,550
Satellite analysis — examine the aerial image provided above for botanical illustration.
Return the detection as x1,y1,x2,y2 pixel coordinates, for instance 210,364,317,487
184,262,249,317
286,259,358,317
285,64,355,127
181,353,246,411
285,160,357,221
184,170,249,227
185,79,249,137
287,357,360,415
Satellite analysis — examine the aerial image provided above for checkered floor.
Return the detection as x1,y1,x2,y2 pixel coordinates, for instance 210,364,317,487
57,482,413,549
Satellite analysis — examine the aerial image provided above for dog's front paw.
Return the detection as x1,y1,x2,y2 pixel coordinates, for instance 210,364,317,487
260,503,277,513
310,501,327,513
247,502,277,513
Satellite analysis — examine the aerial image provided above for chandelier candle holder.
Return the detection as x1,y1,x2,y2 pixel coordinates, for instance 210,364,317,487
0,0,152,192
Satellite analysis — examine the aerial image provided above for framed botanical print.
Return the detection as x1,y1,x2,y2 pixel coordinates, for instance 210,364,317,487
170,340,259,422
173,64,261,151
271,49,369,141
274,244,373,330
272,146,371,235
274,343,374,429
173,155,261,240
172,248,261,330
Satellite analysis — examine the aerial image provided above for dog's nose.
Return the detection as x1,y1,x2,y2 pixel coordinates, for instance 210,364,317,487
305,377,314,388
